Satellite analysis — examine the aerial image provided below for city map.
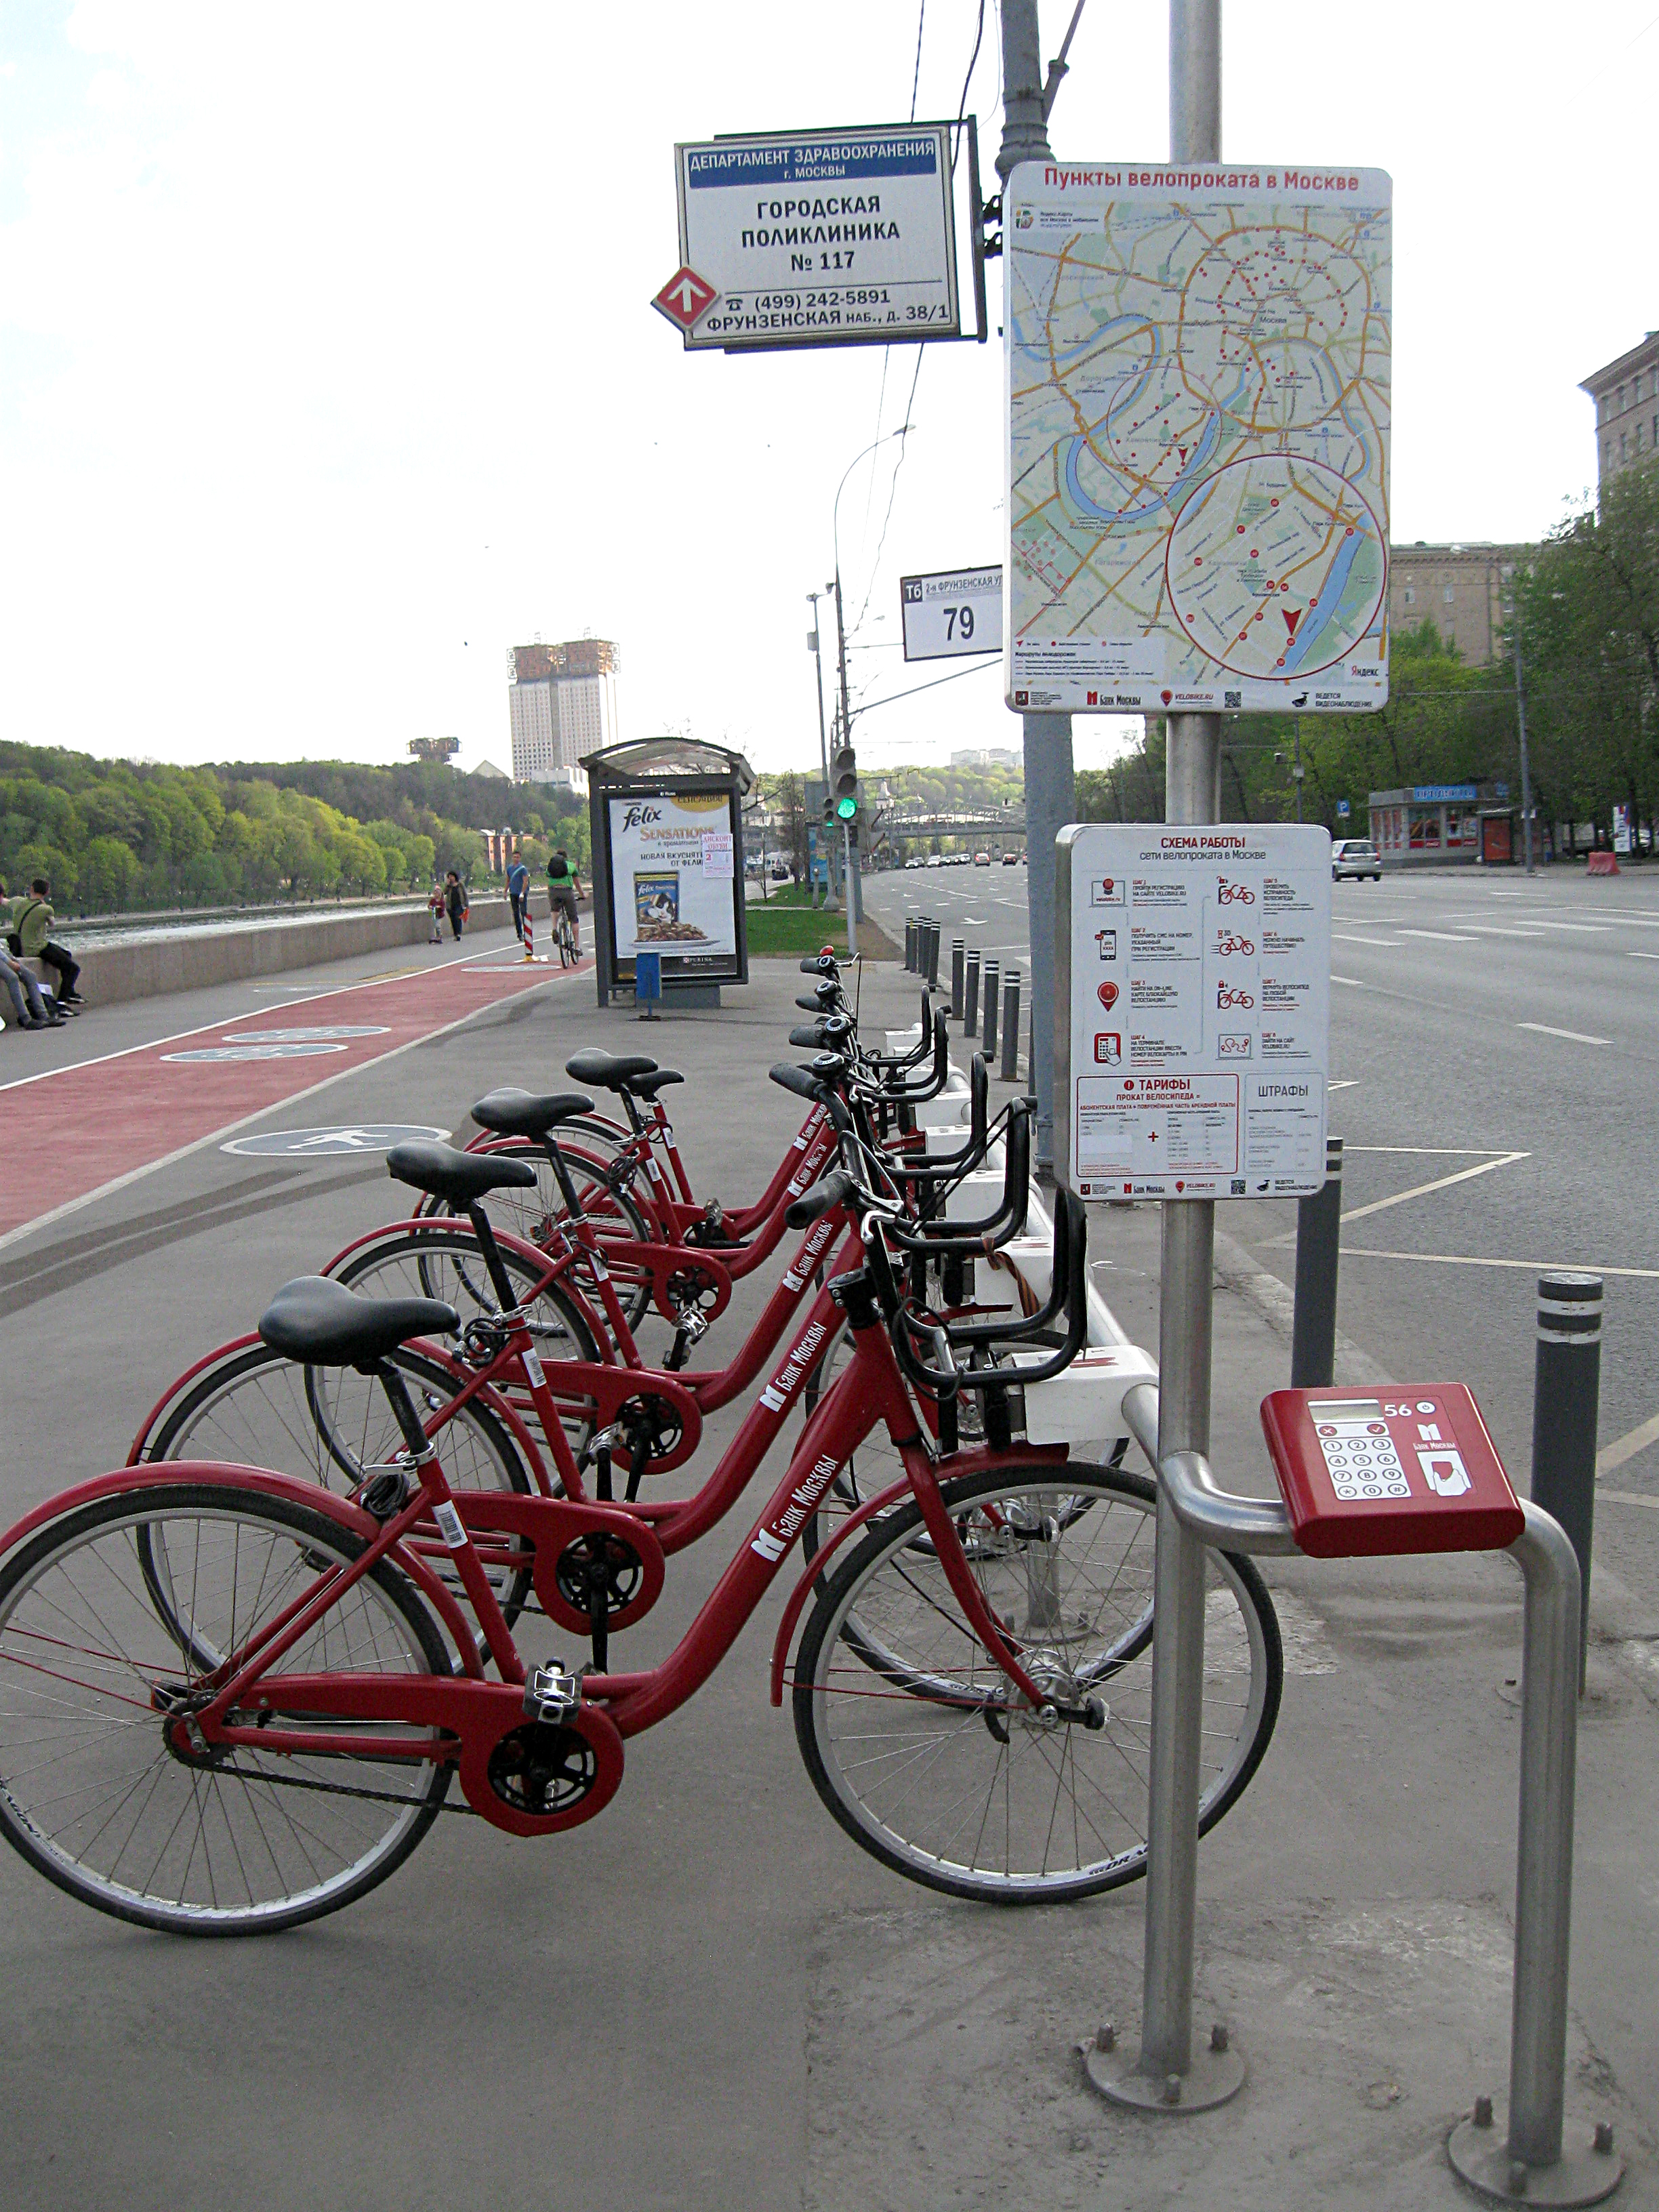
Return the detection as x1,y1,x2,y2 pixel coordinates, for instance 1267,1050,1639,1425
1006,163,1391,714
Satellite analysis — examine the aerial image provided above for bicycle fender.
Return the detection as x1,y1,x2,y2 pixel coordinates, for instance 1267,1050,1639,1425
766,1441,1075,1705
0,1460,491,1679
126,1332,262,1465
444,1490,666,1636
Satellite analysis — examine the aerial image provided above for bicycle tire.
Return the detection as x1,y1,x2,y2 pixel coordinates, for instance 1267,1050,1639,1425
792,1460,1282,1904
329,1226,600,1469
0,1484,453,1936
422,1145,658,1332
144,1339,538,1620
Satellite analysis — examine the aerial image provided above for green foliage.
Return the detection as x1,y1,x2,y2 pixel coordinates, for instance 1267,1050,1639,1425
0,741,594,916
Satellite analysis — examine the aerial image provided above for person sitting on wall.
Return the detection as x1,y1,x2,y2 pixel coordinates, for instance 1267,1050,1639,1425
1,943,66,1030
7,877,82,1008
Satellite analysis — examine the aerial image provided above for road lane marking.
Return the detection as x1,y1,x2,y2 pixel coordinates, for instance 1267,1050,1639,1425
1461,926,1551,937
1397,928,1477,943
1332,974,1364,987
1345,1145,1521,1154
1338,1151,1531,1224
1332,933,1399,946
1598,1490,1659,1511
1336,1246,1659,1279
1511,921,1610,934
1517,1021,1608,1045
1597,1411,1659,1475
1626,951,1659,962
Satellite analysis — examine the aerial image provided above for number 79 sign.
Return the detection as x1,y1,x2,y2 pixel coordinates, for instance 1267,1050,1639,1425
900,565,1003,663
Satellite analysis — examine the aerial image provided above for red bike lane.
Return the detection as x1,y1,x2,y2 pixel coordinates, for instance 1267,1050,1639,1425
0,951,567,1246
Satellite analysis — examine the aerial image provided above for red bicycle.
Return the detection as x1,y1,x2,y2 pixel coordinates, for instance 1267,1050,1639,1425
0,1173,1281,1933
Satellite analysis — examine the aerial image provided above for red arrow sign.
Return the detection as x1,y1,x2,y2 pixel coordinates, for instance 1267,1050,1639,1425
652,266,718,331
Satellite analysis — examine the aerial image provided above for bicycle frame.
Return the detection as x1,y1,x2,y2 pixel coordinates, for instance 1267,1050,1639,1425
77,1283,1057,1837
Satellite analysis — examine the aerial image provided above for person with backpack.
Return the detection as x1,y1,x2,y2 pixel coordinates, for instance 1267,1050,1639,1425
547,848,581,957
7,877,82,1008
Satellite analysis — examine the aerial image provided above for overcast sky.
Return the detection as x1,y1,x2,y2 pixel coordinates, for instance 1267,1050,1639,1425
1,1,1654,781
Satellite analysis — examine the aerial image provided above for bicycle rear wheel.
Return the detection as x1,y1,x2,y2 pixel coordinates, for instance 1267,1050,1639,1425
143,1340,539,1618
792,1461,1281,1904
0,1485,453,1935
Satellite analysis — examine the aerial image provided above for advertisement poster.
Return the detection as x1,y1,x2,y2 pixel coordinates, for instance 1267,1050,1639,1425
607,791,741,977
1061,823,1331,1198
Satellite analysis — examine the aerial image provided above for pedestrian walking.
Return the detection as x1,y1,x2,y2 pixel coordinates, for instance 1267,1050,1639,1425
506,853,530,943
443,870,468,941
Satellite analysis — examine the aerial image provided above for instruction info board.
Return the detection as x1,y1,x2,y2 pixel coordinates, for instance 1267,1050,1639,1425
603,787,745,986
1056,823,1331,1200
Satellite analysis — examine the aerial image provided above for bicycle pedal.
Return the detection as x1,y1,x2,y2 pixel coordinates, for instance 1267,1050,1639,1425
523,1663,581,1724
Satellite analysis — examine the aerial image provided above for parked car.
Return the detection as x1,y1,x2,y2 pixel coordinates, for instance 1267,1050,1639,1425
1001,851,1019,865
974,851,991,867
1331,838,1382,881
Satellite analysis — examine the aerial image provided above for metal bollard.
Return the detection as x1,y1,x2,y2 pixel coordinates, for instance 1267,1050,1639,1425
951,939,965,1021
905,917,917,972
924,920,941,989
1530,1272,1603,1689
982,960,1000,1061
1000,969,1021,1081
964,948,980,1033
1291,1137,1345,1387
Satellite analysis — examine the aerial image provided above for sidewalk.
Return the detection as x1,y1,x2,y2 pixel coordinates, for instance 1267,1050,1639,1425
0,954,1653,2209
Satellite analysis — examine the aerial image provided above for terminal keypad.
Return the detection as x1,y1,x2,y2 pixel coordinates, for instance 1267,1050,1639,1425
1314,1415,1411,1502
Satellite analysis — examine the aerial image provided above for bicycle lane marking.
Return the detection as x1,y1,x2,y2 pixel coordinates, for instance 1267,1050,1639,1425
0,955,575,1251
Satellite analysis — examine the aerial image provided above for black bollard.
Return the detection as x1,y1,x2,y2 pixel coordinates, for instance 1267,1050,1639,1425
1532,1271,1603,1689
964,949,980,1033
951,939,965,1021
1000,970,1021,1081
982,960,1000,1061
905,917,917,972
924,920,941,989
1291,1136,1344,1387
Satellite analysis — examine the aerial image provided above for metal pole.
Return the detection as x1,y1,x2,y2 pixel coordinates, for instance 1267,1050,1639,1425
1449,1502,1621,2203
1530,1272,1603,1689
982,959,1000,1061
1291,1136,1344,1388
842,816,857,959
1091,1,1239,2114
925,920,941,989
964,947,981,1033
998,0,1073,1181
831,575,864,926
1000,969,1021,1080
1515,615,1537,876
1292,718,1304,823
905,917,917,972
808,592,832,816
951,938,966,1020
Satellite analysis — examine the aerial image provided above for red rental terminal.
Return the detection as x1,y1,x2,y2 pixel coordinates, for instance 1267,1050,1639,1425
1260,1386,1525,1559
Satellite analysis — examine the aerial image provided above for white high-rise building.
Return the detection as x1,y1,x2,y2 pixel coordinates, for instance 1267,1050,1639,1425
507,639,620,787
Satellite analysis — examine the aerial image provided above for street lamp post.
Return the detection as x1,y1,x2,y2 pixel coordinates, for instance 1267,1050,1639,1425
828,422,912,933
807,592,834,907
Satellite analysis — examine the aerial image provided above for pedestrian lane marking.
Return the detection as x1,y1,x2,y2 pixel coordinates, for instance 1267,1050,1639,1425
1597,1410,1659,1476
1338,1151,1530,1225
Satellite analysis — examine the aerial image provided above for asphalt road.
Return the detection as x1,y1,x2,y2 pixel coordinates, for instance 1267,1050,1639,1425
865,856,1659,1587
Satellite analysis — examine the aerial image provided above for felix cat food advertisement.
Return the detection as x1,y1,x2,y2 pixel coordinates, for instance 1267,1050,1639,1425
608,792,738,975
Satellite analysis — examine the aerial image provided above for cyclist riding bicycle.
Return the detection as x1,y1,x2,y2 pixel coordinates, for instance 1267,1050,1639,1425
548,848,582,956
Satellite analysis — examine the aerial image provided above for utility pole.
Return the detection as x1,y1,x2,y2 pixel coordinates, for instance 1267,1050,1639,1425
828,573,863,923
808,592,834,907
1293,718,1303,822
1513,598,1537,876
998,0,1073,1177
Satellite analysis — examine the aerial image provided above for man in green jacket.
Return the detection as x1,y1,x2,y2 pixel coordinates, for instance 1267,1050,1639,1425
7,877,82,1006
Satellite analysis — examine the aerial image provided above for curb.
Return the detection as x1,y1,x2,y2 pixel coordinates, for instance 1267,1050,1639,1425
1212,1223,1395,1389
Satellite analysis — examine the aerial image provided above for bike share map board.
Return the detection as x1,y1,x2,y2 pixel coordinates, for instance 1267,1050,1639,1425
1005,163,1391,714
1055,823,1331,1199
602,787,746,985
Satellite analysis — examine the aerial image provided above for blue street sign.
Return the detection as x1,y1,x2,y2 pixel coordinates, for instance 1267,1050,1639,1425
634,951,661,1002
1336,799,1351,818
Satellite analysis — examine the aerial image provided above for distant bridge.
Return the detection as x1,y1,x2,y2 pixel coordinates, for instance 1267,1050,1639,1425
873,807,1027,843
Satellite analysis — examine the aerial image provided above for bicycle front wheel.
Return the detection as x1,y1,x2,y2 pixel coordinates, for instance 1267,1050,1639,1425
792,1461,1281,1904
0,1485,453,1935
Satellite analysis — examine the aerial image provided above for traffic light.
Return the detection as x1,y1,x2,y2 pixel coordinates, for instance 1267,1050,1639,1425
832,742,859,823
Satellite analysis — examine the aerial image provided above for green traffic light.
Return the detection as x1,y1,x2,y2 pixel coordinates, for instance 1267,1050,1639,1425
836,796,858,820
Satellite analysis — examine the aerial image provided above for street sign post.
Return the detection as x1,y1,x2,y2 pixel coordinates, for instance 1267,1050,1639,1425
670,123,962,352
1054,822,1332,1202
1006,163,1392,715
900,565,1003,662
